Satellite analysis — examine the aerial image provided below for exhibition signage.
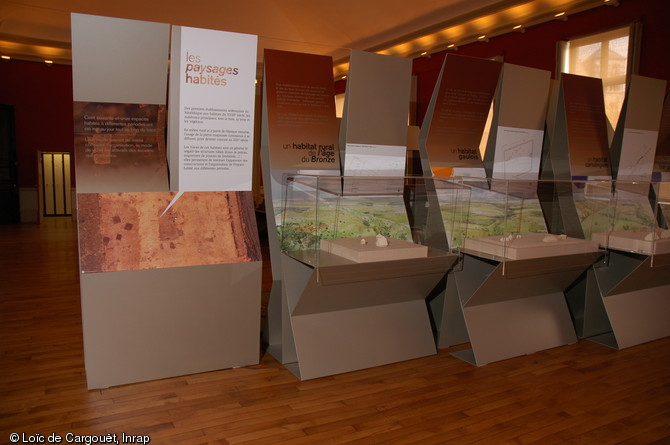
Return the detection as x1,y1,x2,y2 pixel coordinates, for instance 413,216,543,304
607,75,666,231
262,49,340,222
558,73,612,180
263,49,340,171
488,63,550,180
341,50,412,178
548,74,612,238
420,54,502,178
71,13,170,193
166,25,258,213
610,74,666,182
482,63,551,233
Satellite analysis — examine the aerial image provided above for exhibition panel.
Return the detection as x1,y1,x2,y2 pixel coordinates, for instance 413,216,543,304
260,48,343,364
72,14,262,388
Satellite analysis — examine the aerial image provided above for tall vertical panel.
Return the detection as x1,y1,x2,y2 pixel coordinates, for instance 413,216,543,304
341,50,412,177
71,13,170,194
261,49,341,364
72,14,262,389
168,26,258,195
419,54,502,178
487,63,550,180
611,75,666,182
552,73,612,180
549,74,612,239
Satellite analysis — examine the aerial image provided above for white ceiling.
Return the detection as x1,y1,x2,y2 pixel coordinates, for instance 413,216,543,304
0,0,604,67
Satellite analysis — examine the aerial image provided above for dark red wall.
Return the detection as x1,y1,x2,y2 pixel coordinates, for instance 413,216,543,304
411,0,670,126
335,0,670,126
0,61,74,188
1,0,668,190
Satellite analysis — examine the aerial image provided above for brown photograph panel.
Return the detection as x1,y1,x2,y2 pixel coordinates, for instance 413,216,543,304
78,191,260,273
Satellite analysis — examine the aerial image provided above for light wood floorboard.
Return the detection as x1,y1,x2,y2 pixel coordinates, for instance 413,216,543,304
1,218,669,444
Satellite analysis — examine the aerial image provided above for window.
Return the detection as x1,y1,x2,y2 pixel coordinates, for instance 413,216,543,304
560,25,639,132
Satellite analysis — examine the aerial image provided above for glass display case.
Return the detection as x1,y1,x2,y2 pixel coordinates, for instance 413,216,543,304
279,174,459,283
451,178,604,263
275,174,460,379
426,178,608,365
558,179,670,349
590,181,670,263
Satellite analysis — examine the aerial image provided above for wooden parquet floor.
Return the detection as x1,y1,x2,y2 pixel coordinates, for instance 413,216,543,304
1,218,669,444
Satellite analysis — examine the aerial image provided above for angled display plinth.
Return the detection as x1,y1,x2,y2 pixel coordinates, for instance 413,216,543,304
574,181,670,349
563,75,670,349
277,175,458,380
443,178,604,366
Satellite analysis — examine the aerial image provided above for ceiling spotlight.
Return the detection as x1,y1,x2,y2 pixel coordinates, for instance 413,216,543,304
604,0,619,5
513,24,525,33
1,55,10,61
447,43,459,51
419,51,431,58
44,59,54,66
554,12,568,21
477,35,489,43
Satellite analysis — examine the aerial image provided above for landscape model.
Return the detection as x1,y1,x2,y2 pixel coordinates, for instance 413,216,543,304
591,228,670,255
320,234,428,263
462,232,600,260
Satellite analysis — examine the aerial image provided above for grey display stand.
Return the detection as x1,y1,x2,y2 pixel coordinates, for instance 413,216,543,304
569,250,670,349
450,250,603,366
279,249,457,380
429,270,470,348
80,262,262,389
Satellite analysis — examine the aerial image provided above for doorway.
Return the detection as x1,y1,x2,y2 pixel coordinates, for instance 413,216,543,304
0,104,19,224
39,152,72,217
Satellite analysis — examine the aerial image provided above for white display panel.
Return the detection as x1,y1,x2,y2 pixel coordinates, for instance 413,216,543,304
343,143,407,176
168,26,258,202
618,129,659,181
492,127,544,179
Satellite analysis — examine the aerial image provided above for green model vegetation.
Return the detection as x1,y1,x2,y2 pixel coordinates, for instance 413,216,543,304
278,195,412,251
